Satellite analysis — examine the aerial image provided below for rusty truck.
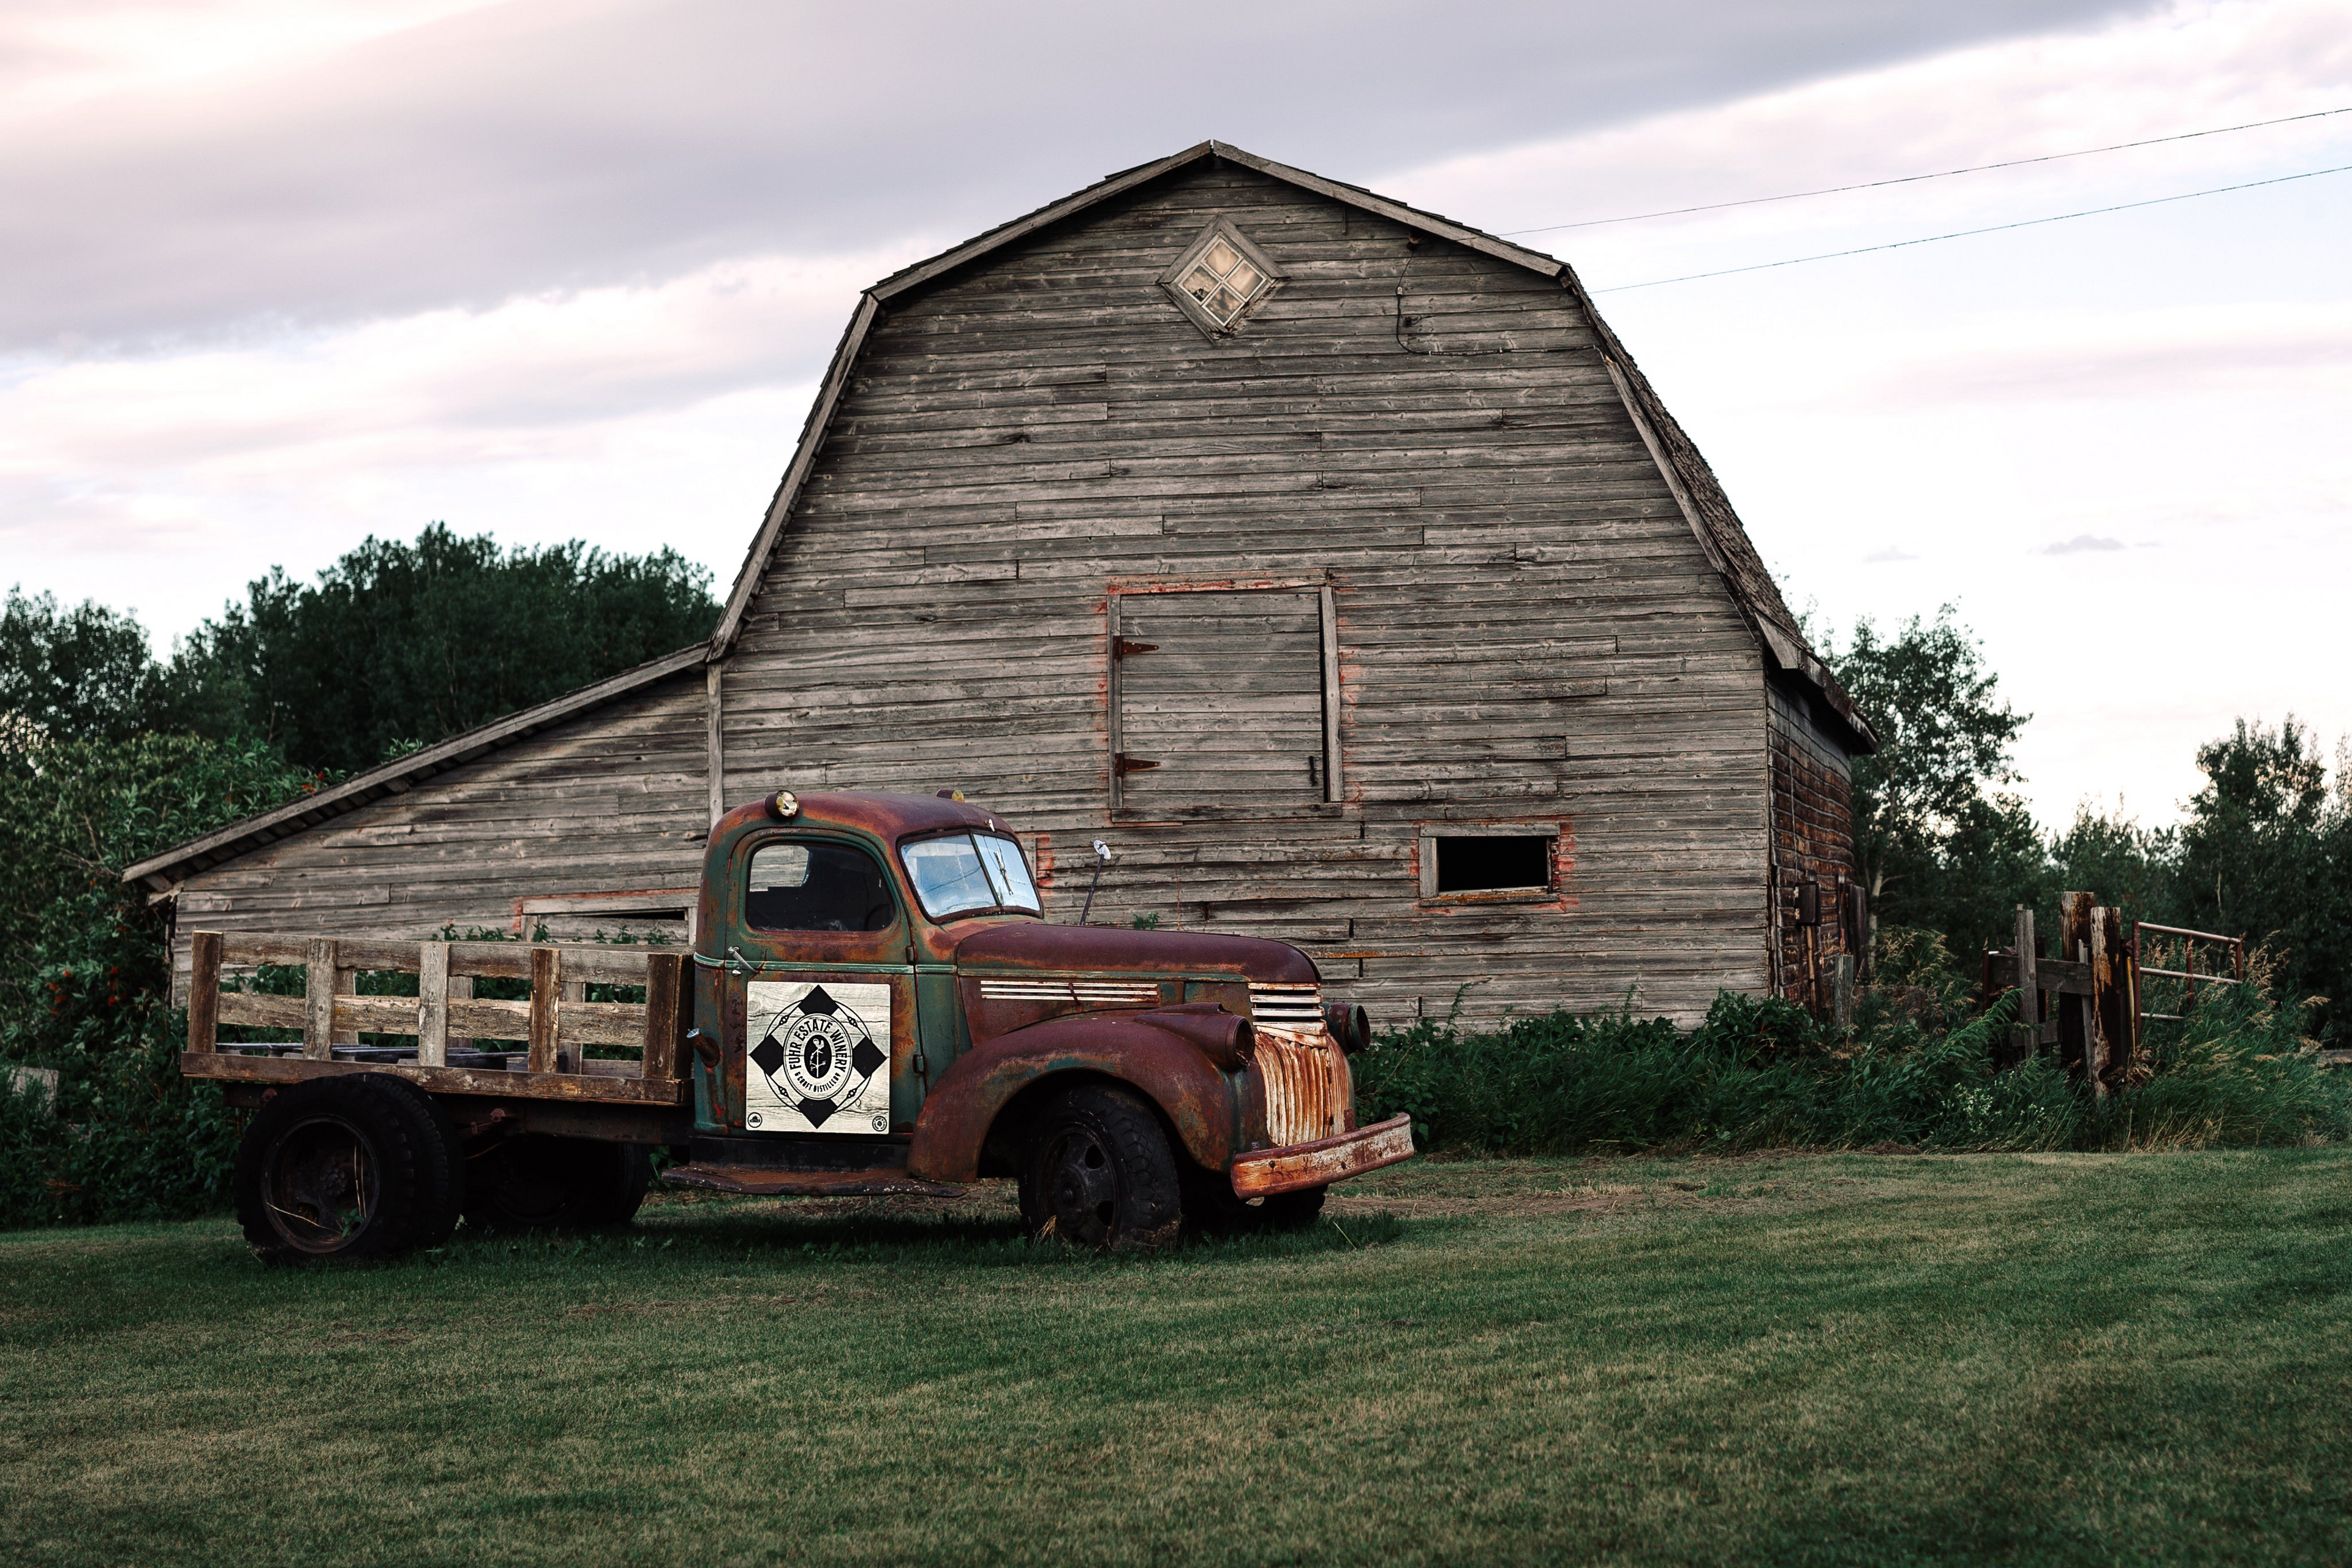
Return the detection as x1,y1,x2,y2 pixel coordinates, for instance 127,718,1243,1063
183,790,1414,1260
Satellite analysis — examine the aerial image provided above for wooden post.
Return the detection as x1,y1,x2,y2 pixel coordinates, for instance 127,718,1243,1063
304,938,338,1060
643,952,686,1084
2086,908,2113,1100
1803,922,1820,1018
1830,953,1855,1032
418,942,450,1068
1318,581,1342,804
332,959,360,1049
448,971,473,1053
560,976,588,1072
2058,893,2092,1080
2098,906,2132,1084
2013,907,2038,1064
706,660,727,831
187,930,222,1055
527,946,561,1074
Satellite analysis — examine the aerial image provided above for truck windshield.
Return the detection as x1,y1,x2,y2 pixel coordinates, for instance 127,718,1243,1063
901,833,1042,919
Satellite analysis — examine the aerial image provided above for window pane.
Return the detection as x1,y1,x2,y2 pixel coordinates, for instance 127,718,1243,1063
1226,260,1262,298
1203,239,1239,276
1434,836,1552,894
1183,267,1218,302
974,835,1042,913
746,842,897,932
1209,287,1240,320
902,835,997,919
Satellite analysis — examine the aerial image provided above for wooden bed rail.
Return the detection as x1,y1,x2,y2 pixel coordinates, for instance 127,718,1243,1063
184,930,687,1101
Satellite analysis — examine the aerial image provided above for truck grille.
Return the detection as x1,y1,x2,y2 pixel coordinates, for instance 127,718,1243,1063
977,979,1159,1006
1248,983,1350,1147
1247,983,1325,1036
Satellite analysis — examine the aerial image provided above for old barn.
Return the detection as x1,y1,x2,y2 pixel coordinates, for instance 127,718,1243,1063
128,140,1872,1025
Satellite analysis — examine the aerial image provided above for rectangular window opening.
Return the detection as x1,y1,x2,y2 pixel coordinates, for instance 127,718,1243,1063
1433,835,1552,894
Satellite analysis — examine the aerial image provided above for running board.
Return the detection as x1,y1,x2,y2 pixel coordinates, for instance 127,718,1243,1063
661,1163,969,1199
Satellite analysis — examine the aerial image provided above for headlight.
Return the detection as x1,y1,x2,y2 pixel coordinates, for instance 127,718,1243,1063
1325,1001,1371,1054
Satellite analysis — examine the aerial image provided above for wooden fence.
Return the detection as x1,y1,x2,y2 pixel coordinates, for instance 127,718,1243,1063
183,930,688,1106
1983,893,2138,1097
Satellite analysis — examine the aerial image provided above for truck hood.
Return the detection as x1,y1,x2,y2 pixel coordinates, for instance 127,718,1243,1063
950,921,1318,984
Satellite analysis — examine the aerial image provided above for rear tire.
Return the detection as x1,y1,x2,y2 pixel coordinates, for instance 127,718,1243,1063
1018,1084,1182,1252
234,1074,460,1264
463,1136,650,1231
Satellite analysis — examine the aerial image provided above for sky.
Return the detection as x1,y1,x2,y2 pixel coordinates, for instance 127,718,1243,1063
2,0,2346,829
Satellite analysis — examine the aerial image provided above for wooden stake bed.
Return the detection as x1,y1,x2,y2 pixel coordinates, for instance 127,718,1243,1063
181,930,690,1107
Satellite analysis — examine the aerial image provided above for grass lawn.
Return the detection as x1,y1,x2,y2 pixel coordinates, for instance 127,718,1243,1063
4,1149,2351,1566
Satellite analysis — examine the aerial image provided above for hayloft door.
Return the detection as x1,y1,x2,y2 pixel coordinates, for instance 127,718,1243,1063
1110,587,1337,815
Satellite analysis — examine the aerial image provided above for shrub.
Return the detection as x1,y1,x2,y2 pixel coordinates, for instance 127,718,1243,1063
1355,965,2349,1158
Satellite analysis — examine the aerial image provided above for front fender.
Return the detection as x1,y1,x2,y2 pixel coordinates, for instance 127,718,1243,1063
907,1011,1244,1182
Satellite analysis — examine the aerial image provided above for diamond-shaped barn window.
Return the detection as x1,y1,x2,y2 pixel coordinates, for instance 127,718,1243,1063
1159,217,1284,339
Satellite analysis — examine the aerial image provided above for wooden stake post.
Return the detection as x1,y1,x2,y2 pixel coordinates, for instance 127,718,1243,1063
1986,894,2139,1087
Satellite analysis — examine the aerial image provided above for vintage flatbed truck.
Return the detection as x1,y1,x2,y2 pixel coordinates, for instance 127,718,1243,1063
183,790,1414,1260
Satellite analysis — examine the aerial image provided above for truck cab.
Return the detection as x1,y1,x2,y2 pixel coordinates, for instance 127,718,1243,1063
668,790,1413,1248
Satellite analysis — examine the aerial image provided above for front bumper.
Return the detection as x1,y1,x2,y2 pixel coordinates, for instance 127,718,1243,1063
1229,1113,1415,1199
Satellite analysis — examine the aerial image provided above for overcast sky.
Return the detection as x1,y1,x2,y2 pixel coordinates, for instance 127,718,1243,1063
4,0,2347,829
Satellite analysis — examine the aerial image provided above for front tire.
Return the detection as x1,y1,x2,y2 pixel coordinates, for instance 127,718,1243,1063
1018,1084,1183,1252
234,1074,461,1264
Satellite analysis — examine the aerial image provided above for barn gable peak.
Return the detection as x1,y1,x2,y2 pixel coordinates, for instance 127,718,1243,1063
712,139,1869,750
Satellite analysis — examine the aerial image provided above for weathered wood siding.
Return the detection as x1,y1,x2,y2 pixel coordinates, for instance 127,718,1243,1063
168,674,709,997
723,159,1771,1025
1768,677,1858,997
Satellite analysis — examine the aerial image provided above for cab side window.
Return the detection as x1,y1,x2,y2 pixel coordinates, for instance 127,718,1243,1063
745,841,897,933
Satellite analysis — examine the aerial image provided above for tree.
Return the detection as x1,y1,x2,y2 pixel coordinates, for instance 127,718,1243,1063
1820,606,2032,952
1,587,172,742
174,524,720,773
2170,717,2349,1039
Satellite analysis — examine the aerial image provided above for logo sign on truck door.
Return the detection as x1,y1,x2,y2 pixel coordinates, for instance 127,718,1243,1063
744,981,891,1134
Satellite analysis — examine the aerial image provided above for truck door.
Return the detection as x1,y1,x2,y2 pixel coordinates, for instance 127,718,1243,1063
720,831,920,1139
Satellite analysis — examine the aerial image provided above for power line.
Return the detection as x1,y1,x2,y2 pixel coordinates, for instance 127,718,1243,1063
1505,105,2352,236
1589,161,2352,293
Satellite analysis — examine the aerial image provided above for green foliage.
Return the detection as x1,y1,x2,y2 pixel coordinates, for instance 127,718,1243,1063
1354,959,2346,1158
2168,718,2352,1038
0,729,326,1226
0,1024,245,1228
173,522,719,773
1825,605,2027,914
1,587,182,743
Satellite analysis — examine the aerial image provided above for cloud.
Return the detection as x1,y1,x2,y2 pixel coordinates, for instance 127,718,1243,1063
1850,303,2352,409
0,0,2154,350
2040,533,2127,553
1863,547,1920,562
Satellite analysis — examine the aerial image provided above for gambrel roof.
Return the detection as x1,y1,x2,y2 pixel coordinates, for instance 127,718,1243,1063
125,139,1868,894
711,140,1864,740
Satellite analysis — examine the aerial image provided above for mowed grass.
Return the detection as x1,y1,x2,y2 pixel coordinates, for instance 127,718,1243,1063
4,1152,2352,1567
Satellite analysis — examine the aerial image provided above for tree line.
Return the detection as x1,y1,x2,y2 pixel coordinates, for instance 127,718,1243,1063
1,524,718,1221
1836,607,2349,1042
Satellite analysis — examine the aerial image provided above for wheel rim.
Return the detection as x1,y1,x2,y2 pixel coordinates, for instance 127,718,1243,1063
260,1114,378,1254
1040,1126,1120,1246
